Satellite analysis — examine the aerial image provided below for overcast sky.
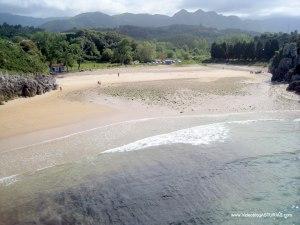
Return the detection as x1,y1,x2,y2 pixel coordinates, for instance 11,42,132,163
0,0,299,18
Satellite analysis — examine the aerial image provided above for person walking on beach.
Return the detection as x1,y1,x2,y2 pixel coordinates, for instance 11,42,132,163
98,81,101,85
59,86,63,91
118,72,120,77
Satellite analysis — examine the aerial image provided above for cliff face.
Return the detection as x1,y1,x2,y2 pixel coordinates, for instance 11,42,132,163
0,74,57,104
269,43,300,94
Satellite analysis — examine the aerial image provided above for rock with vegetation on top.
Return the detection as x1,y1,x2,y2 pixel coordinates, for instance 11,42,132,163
269,42,300,94
0,74,57,104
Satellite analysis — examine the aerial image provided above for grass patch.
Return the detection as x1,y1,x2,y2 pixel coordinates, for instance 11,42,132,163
68,62,121,72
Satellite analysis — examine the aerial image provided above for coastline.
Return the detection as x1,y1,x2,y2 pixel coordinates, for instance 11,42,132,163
1,64,298,140
0,64,299,174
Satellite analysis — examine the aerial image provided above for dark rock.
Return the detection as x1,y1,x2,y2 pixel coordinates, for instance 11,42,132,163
294,85,300,94
36,85,43,95
0,74,57,103
287,81,300,92
295,64,300,74
270,42,300,94
22,85,30,97
291,74,300,82
284,69,295,83
270,43,299,83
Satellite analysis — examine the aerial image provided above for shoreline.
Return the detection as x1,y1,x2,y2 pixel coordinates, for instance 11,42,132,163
1,110,299,179
1,64,298,137
0,64,299,159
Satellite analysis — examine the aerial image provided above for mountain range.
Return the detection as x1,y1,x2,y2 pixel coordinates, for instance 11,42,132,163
1,9,300,33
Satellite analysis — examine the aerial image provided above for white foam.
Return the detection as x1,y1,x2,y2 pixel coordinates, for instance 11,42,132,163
0,174,18,186
103,118,287,154
36,164,56,172
6,110,299,153
103,123,229,153
293,118,300,122
228,119,285,125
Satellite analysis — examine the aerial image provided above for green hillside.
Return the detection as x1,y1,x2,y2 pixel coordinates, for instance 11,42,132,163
0,38,47,74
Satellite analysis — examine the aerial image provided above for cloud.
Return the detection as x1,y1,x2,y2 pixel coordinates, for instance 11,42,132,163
0,0,299,18
180,0,300,17
0,0,182,17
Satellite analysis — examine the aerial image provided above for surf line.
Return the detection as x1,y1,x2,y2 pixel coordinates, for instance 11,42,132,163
5,110,299,153
1,116,297,184
101,118,288,154
0,174,18,186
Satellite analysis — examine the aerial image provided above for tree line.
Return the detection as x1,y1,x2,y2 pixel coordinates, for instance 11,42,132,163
211,39,279,61
210,31,299,62
0,24,211,74
1,23,299,75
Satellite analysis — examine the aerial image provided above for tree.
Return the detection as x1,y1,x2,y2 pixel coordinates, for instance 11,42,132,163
220,42,228,60
102,48,113,62
61,42,84,71
135,42,155,63
114,38,134,64
166,50,175,59
211,42,219,59
31,32,66,66
264,40,273,60
211,42,227,59
270,39,279,55
255,41,264,60
0,38,47,73
246,42,256,60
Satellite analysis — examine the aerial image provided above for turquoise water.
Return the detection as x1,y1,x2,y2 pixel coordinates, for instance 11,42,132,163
0,113,299,225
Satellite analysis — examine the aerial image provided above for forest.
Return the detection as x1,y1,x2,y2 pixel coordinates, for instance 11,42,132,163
0,23,300,74
0,23,211,74
210,31,300,62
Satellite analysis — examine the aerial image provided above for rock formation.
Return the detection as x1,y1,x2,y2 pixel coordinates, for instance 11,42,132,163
269,42,300,94
0,74,57,104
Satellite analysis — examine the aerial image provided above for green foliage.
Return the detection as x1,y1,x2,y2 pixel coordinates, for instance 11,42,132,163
134,42,156,63
113,38,135,64
210,33,288,62
3,23,297,75
31,32,67,65
216,34,253,45
0,23,42,39
0,38,47,74
68,62,119,72
102,48,113,62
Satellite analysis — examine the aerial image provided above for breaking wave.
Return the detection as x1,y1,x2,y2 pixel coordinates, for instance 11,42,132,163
103,123,229,153
0,174,18,186
103,118,288,154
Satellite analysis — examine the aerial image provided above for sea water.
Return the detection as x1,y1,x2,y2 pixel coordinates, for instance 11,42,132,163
0,112,299,225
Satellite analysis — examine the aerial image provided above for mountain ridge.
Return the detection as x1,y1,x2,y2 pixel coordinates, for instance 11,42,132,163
0,9,299,33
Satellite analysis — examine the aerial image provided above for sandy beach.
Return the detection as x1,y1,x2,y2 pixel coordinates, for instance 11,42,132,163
1,64,298,137
0,64,299,174
1,64,300,225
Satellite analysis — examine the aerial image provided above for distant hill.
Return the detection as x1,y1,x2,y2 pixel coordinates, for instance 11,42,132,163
109,25,256,44
40,10,300,33
0,13,66,27
1,10,300,33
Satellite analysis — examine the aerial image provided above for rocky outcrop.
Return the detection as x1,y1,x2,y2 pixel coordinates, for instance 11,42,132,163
0,74,57,104
269,42,300,94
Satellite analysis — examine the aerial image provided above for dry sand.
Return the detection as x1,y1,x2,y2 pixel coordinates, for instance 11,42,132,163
0,64,299,152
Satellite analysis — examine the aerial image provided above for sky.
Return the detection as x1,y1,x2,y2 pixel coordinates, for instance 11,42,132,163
0,0,299,18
